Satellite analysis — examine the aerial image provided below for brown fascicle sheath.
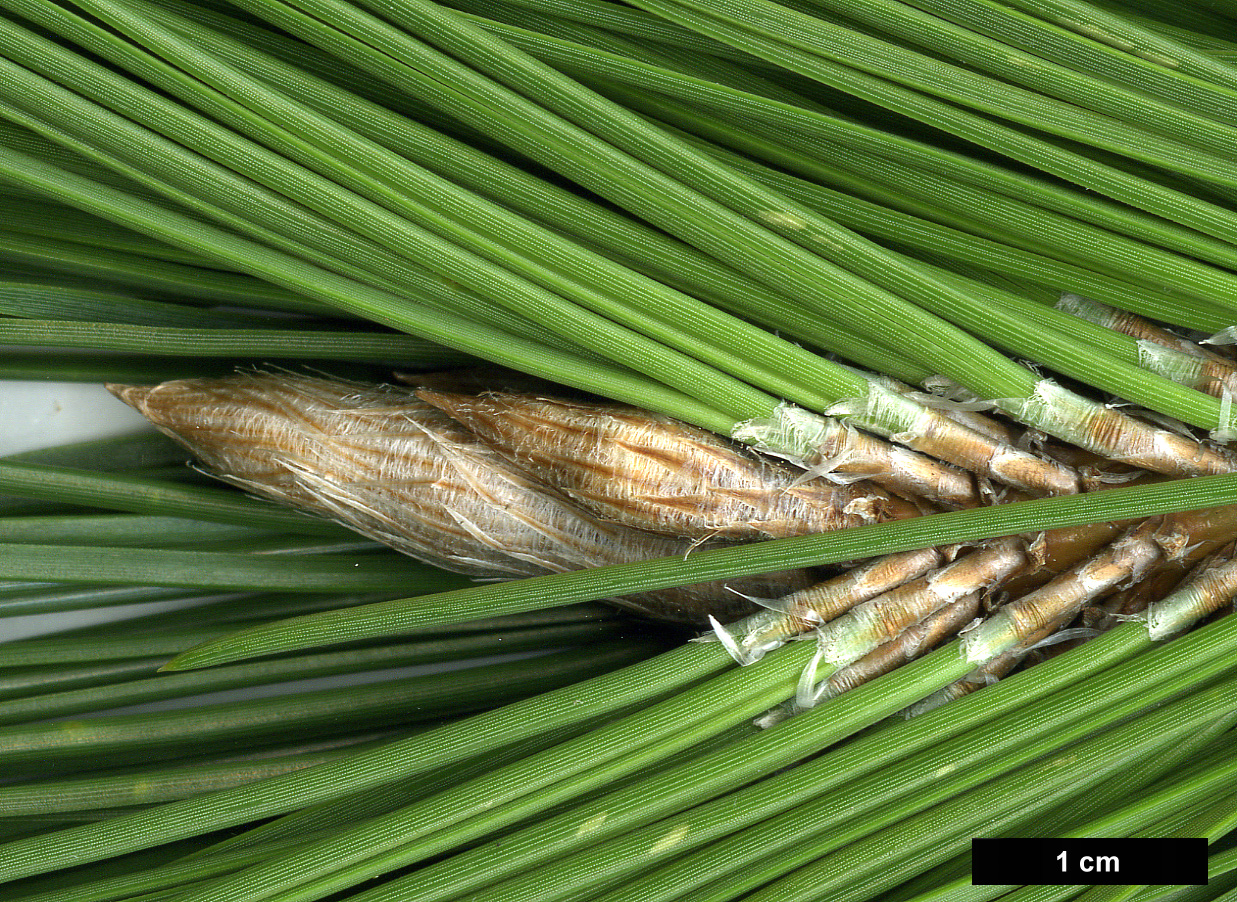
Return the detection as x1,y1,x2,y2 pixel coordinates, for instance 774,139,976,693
815,591,981,700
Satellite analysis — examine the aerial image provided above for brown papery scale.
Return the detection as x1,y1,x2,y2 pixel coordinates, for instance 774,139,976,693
107,373,811,625
418,390,924,540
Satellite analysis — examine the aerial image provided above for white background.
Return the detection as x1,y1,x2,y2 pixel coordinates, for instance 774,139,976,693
2,381,158,642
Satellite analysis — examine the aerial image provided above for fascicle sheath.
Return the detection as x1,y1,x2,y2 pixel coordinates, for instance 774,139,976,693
732,401,978,507
109,373,807,623
1136,340,1208,388
1147,553,1237,641
947,510,1220,701
963,521,1163,664
886,375,1019,446
918,589,1110,717
1020,519,1130,580
1061,294,1214,356
1153,503,1237,560
730,546,947,661
818,538,1026,668
417,390,920,539
834,378,1081,497
1040,504,1237,643
814,591,980,701
1011,380,1237,476
1061,295,1237,399
1091,537,1235,630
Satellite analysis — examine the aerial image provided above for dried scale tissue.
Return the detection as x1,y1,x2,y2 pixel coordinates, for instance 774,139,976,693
104,371,893,624
417,389,923,538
